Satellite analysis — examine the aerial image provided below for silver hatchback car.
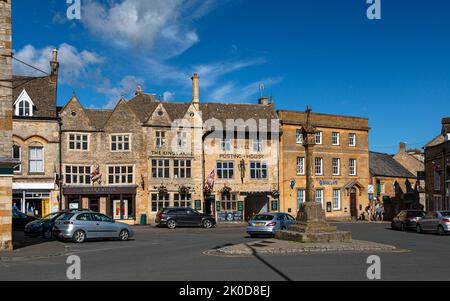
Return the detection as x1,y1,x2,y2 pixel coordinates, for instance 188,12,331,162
416,211,450,235
247,213,297,237
53,211,134,243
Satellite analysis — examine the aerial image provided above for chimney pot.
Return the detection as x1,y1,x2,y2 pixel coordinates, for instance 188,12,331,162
400,142,406,153
191,73,200,108
258,96,269,105
135,85,143,96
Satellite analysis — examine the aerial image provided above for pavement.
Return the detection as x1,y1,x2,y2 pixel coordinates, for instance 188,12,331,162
0,222,450,281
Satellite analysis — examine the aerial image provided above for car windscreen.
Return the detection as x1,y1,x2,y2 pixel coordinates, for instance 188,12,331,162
43,212,60,221
440,211,450,217
56,213,74,221
407,211,425,218
252,215,275,221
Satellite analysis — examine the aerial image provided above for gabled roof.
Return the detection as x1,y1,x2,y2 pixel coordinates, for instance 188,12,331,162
424,135,445,149
12,75,57,118
369,151,416,178
442,117,450,135
201,103,278,123
127,93,157,122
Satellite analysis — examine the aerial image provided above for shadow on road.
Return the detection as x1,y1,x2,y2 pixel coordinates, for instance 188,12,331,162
245,243,292,281
12,231,50,250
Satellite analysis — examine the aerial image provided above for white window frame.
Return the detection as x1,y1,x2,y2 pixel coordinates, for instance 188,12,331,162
296,129,303,144
349,159,357,176
220,137,231,152
297,189,305,209
12,145,21,173
174,159,192,179
315,157,323,176
14,89,34,117
64,165,92,185
315,189,324,205
333,189,341,210
332,132,340,146
107,165,134,185
380,183,386,194
349,133,356,147
252,138,264,152
110,134,131,152
156,131,166,148
68,133,89,151
315,131,322,145
332,158,340,176
297,157,305,175
250,161,268,180
29,146,44,173
217,161,235,179
177,131,188,150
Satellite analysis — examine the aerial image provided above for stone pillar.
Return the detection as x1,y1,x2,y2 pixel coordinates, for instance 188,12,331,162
100,197,107,214
82,197,89,210
0,0,14,251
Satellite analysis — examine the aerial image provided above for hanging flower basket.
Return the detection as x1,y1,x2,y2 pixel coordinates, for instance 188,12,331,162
221,185,232,194
158,185,168,196
179,185,190,195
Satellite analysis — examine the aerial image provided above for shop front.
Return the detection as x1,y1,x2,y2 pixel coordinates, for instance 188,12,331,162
214,190,278,223
12,182,58,217
62,186,137,224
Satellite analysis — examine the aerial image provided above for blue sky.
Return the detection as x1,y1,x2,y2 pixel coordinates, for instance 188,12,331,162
11,0,450,153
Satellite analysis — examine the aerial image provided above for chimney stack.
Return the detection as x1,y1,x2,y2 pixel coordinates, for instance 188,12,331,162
191,73,199,109
258,96,269,105
50,48,59,84
135,85,143,96
399,142,406,153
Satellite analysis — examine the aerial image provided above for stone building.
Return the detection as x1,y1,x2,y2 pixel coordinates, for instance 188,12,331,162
0,0,14,251
278,110,370,221
424,118,450,211
393,142,426,209
369,151,419,219
11,50,60,217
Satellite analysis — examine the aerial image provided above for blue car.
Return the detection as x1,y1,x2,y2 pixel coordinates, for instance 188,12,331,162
246,212,297,237
24,209,91,239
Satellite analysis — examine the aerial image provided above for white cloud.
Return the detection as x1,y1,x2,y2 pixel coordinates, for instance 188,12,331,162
13,43,103,84
98,75,145,109
163,91,175,102
82,0,216,59
209,77,283,102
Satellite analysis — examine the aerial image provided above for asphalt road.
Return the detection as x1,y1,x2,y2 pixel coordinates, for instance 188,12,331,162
0,222,449,281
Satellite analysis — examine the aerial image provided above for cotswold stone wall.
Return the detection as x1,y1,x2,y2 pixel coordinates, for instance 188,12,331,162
0,0,13,251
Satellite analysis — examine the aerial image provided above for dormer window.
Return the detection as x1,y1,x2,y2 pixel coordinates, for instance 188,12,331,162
14,89,34,117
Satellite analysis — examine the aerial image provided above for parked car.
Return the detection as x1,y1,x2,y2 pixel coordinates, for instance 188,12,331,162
24,209,92,239
247,212,296,237
416,211,450,235
12,210,37,231
391,210,425,231
155,207,216,229
52,211,134,243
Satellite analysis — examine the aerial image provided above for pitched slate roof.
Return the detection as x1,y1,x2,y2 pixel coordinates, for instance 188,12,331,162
200,103,278,123
127,93,157,122
85,109,113,130
424,135,446,148
12,75,57,118
369,151,416,178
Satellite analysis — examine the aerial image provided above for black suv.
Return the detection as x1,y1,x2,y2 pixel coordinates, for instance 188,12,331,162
155,207,216,229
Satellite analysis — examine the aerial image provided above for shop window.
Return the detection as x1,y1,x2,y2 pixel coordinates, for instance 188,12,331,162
108,165,134,184
111,197,133,220
152,159,170,178
29,146,44,173
65,165,91,185
217,161,234,179
250,161,268,179
221,193,237,211
151,194,170,212
174,160,191,178
174,193,192,208
68,133,89,151
111,134,130,151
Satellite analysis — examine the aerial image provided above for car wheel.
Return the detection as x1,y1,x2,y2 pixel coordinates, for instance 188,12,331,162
72,230,86,243
438,225,446,236
416,224,422,234
167,220,177,229
203,219,213,229
119,229,130,241
43,229,52,239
